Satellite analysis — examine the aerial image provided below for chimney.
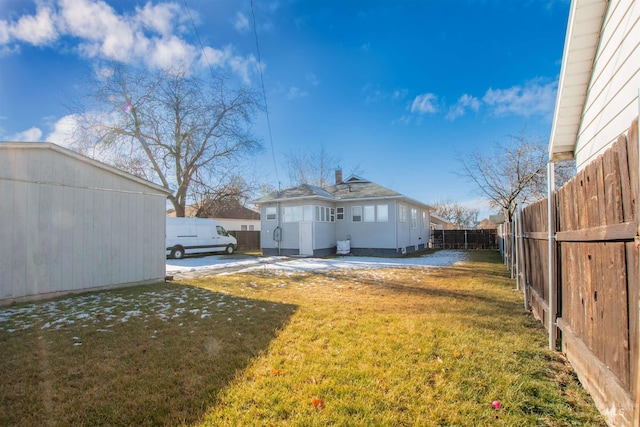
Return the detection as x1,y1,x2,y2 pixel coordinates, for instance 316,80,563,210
335,167,343,184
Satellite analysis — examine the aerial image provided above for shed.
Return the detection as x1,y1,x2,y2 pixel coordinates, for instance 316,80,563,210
0,142,171,304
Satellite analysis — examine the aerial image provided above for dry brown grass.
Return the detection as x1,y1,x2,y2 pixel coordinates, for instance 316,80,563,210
0,251,606,426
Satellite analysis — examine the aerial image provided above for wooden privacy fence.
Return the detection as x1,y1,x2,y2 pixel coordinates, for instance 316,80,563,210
228,230,260,251
431,229,498,249
513,119,639,427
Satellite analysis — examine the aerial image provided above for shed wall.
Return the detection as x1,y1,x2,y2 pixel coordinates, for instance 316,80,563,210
0,145,167,302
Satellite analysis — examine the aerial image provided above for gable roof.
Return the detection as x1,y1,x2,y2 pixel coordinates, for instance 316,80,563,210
548,0,609,162
168,200,260,219
0,141,171,194
252,176,429,208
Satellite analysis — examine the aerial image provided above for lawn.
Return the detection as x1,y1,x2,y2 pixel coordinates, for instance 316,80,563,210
0,251,605,426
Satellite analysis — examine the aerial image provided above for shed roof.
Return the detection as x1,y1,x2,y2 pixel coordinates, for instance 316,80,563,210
0,141,171,194
548,0,608,162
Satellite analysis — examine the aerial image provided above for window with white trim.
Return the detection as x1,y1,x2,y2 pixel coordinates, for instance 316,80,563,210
352,206,362,222
363,205,375,222
377,205,388,222
411,208,418,229
315,206,335,222
399,204,407,222
266,206,277,220
336,207,344,220
283,206,313,223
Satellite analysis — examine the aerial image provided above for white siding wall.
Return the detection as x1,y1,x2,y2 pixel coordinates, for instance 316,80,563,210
259,203,279,249
575,0,640,169
0,144,168,303
335,201,397,249
215,218,261,231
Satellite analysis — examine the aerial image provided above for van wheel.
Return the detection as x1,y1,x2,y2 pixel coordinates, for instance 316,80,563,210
225,245,235,255
171,246,185,259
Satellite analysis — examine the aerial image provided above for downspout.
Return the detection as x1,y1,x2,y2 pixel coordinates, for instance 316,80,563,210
547,161,557,350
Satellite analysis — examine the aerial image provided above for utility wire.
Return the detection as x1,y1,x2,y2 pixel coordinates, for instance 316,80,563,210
250,0,280,186
183,0,217,82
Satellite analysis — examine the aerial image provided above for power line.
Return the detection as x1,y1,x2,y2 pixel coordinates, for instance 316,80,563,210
250,0,280,186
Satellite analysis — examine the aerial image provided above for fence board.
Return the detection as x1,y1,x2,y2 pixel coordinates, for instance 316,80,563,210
515,118,639,426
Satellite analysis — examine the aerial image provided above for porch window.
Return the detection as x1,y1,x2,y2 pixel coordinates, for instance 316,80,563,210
352,206,362,222
363,205,375,222
266,206,277,220
377,205,388,222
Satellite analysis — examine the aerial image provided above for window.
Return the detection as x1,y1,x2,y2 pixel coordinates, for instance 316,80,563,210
216,225,229,236
422,211,428,229
241,225,248,231
377,205,388,222
352,206,362,222
283,206,312,223
411,208,418,229
266,206,276,220
399,204,407,222
336,207,344,220
363,205,375,222
315,206,335,222
249,225,254,231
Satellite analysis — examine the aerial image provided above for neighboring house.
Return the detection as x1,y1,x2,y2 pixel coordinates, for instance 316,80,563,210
252,172,431,257
0,142,171,304
429,214,457,230
167,199,260,231
549,0,639,168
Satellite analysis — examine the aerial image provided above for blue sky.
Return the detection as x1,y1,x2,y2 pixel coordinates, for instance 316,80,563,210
0,0,570,218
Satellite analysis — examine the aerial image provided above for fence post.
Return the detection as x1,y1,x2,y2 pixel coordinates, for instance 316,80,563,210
547,161,558,350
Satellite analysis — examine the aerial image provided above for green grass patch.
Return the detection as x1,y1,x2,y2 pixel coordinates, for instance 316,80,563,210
0,251,605,426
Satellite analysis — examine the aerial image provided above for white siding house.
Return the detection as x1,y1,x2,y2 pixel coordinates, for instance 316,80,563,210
549,0,640,168
253,175,431,257
0,142,171,304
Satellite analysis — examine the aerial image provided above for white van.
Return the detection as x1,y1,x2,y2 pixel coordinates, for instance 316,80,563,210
166,217,237,259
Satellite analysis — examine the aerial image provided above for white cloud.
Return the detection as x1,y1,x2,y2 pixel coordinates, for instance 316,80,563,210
446,94,480,121
410,93,438,114
234,12,249,31
483,79,557,117
6,127,43,142
1,0,257,81
135,2,183,36
306,73,319,86
45,114,80,148
11,4,58,45
148,35,197,70
287,86,308,99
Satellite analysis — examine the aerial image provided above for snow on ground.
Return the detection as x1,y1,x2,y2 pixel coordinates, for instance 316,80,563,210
166,250,469,275
1,251,468,334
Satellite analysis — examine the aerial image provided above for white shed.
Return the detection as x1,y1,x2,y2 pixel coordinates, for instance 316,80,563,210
0,142,171,304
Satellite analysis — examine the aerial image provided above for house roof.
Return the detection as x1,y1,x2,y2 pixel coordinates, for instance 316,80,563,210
252,176,429,208
548,0,608,162
0,141,171,194
168,200,260,219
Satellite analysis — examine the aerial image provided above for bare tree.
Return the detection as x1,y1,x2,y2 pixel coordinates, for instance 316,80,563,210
73,65,262,217
457,131,551,222
284,145,338,187
430,199,479,229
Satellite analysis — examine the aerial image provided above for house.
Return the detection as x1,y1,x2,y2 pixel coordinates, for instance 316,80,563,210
549,0,639,168
167,199,261,231
429,214,457,230
252,171,431,257
0,142,171,304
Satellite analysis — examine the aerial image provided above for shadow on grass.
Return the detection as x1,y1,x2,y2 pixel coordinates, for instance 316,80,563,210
0,283,297,427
